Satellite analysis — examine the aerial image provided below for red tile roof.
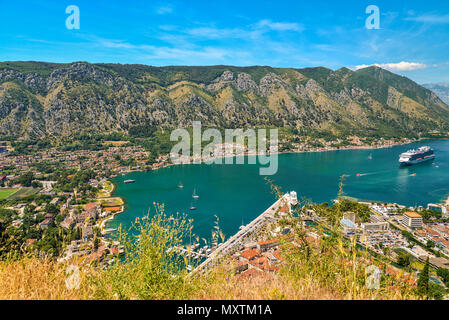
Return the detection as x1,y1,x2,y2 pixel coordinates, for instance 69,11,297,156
272,249,282,261
85,203,97,211
240,248,260,261
239,268,265,280
249,256,278,272
258,238,279,246
104,206,121,212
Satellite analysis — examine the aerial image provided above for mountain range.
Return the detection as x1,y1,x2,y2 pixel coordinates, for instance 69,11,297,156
0,61,448,140
423,83,449,105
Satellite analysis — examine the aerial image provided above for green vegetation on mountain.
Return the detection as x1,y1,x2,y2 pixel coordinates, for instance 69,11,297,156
0,61,449,141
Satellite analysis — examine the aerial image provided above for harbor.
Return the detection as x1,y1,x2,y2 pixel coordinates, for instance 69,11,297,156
107,139,449,243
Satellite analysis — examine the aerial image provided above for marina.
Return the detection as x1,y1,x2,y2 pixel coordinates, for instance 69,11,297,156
193,192,297,274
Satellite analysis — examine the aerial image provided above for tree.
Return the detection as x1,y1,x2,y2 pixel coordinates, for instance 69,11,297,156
428,283,445,300
31,180,43,188
437,267,449,287
397,252,410,267
45,203,59,215
94,236,100,250
417,257,430,296
17,172,34,187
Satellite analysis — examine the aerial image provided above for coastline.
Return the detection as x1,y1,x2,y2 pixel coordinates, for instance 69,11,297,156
98,179,126,234
104,138,433,229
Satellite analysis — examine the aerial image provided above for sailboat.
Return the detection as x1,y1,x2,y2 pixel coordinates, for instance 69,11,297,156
192,188,199,199
178,182,184,189
368,153,373,160
190,200,197,211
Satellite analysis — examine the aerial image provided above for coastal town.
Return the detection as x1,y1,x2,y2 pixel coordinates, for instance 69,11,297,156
3,0,449,304
193,196,449,300
165,186,449,297
0,135,449,298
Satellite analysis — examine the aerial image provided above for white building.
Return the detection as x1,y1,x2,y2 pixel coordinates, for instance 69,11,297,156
361,222,389,232
402,212,423,229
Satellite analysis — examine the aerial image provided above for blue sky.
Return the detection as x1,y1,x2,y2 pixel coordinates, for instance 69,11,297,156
1,0,449,83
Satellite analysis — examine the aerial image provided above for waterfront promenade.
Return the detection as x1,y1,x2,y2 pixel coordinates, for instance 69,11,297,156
192,193,293,274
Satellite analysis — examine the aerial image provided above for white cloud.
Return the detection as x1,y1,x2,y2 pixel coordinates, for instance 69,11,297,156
185,27,244,39
156,6,173,15
174,19,303,42
255,19,304,32
405,13,449,24
355,61,428,72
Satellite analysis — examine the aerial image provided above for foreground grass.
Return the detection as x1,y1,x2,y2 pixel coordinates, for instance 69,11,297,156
0,206,422,300
0,254,419,300
0,257,95,299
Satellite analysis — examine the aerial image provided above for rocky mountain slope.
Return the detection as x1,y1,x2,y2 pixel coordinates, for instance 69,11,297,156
0,61,448,139
423,83,449,105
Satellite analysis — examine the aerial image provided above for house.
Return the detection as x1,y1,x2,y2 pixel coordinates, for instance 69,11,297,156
233,261,249,274
84,202,99,219
60,216,75,229
238,268,265,280
44,213,55,220
82,225,94,242
39,218,52,230
239,248,260,262
257,239,280,252
103,206,121,213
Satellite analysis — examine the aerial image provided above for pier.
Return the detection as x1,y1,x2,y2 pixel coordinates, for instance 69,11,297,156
192,192,297,274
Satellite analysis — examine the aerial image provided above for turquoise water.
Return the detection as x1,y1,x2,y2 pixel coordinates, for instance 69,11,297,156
107,139,449,241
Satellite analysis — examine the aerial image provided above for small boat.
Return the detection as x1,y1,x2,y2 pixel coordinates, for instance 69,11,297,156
124,179,135,184
356,173,362,177
239,219,245,230
411,173,417,176
189,196,197,210
192,188,199,199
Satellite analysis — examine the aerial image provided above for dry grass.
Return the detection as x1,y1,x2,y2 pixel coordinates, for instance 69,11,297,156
0,257,96,300
0,249,421,300
189,247,421,301
0,202,422,300
192,270,342,300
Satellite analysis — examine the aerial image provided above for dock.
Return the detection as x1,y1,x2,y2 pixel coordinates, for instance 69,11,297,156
192,192,297,274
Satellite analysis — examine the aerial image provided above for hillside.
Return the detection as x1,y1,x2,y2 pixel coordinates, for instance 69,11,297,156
423,83,449,105
0,61,449,139
0,206,422,300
